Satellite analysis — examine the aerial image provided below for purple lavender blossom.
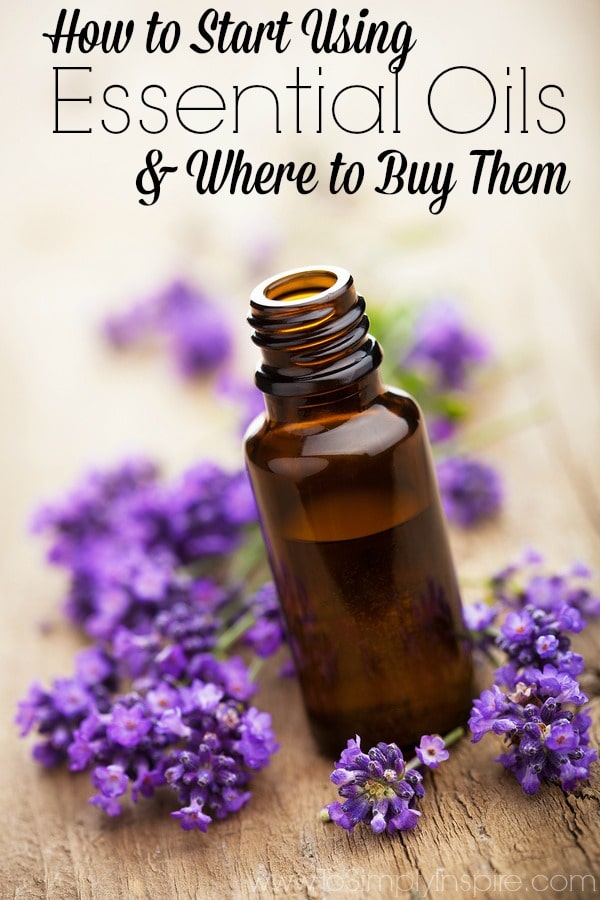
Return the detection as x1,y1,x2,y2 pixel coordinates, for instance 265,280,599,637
489,549,600,621
415,734,449,769
68,711,105,771
92,765,129,799
20,452,277,831
159,282,232,378
107,701,152,748
436,456,503,528
467,551,599,677
31,458,258,641
427,416,457,445
30,458,158,567
469,676,597,794
80,692,166,816
495,603,585,683
103,303,154,348
402,299,491,391
502,610,535,643
170,792,213,832
62,673,278,826
243,583,286,659
103,279,232,379
322,736,438,834
188,656,258,702
463,600,498,634
235,707,280,769
165,463,257,563
15,667,114,768
467,549,599,794
75,647,116,687
163,695,277,826
52,678,94,718
469,684,524,743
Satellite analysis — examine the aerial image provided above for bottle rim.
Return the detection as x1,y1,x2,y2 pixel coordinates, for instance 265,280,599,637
250,265,353,311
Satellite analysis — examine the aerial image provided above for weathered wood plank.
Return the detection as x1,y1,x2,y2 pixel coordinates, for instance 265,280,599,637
3,250,600,899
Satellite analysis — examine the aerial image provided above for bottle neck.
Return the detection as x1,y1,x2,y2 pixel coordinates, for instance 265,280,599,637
248,266,383,415
263,367,385,422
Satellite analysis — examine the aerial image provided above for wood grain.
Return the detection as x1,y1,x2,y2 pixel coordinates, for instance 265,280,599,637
3,223,599,899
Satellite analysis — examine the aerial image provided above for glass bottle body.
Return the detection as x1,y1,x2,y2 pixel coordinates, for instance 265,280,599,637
245,376,473,756
244,265,472,756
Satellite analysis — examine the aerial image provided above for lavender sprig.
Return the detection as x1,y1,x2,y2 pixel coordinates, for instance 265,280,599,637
470,679,595,794
30,458,258,640
321,730,460,835
17,459,282,830
103,280,232,379
466,549,599,794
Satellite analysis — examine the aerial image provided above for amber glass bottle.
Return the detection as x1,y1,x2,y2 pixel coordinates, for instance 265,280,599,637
244,266,472,757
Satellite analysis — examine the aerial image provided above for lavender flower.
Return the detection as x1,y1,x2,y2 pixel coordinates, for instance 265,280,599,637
75,647,116,687
468,550,599,691
91,765,129,810
161,283,232,378
163,690,277,827
30,458,158,567
107,701,152,747
111,588,233,688
103,302,154,348
74,690,173,816
470,550,599,651
63,673,278,825
19,453,277,831
235,707,280,769
489,549,600,621
103,280,232,379
31,459,257,642
469,677,597,794
16,679,98,768
322,733,452,835
188,655,258,702
463,600,499,635
436,455,503,528
427,416,457,445
402,299,490,391
415,734,449,769
170,793,213,832
243,583,286,659
468,551,599,794
165,463,257,563
495,605,584,684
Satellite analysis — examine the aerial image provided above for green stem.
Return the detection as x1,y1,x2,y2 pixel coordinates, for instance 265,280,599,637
228,525,270,592
439,725,465,749
442,402,551,456
216,610,256,652
482,645,504,669
459,575,487,589
248,656,265,682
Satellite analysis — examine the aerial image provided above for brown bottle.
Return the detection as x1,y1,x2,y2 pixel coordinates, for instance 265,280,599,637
244,265,473,757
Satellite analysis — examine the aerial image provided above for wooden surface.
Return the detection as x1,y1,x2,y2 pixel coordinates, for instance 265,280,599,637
2,2,600,898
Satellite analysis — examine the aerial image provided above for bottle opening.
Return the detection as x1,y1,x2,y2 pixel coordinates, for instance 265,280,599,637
252,265,352,310
264,269,338,304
